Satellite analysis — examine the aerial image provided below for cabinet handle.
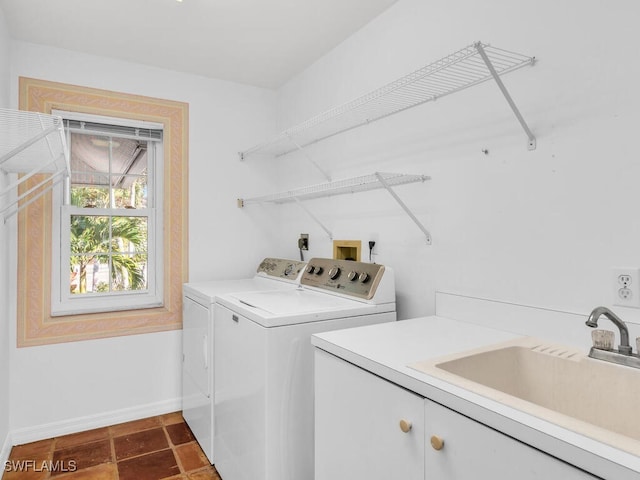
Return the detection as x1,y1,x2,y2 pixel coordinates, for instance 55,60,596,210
430,435,445,451
399,419,412,433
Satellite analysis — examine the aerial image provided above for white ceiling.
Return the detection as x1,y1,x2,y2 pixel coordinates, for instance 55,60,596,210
0,0,398,89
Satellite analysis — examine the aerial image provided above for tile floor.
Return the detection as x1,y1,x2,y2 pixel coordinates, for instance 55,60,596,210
2,412,222,480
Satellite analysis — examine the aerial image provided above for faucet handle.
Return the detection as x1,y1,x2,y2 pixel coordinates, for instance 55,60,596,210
591,329,614,351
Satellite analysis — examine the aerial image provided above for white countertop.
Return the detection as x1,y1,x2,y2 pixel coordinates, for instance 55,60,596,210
311,316,640,480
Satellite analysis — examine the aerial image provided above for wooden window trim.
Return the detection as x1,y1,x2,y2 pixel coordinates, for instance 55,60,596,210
17,77,188,346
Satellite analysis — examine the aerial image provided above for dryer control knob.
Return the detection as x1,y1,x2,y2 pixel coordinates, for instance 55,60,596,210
358,272,370,283
315,267,324,275
306,265,316,274
328,267,341,280
347,271,358,281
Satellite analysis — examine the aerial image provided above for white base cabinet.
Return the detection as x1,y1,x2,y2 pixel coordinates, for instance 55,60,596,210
314,348,598,480
315,348,424,480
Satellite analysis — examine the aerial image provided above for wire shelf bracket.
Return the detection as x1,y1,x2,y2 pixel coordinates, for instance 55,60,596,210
474,42,536,150
286,134,332,181
374,172,431,244
0,108,70,223
239,41,536,160
238,172,431,243
293,197,333,240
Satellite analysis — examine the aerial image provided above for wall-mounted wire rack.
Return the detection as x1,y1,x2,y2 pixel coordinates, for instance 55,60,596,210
0,108,70,222
239,41,536,161
238,172,432,243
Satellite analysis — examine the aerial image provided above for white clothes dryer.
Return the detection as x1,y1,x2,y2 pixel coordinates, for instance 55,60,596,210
182,258,306,464
214,258,396,480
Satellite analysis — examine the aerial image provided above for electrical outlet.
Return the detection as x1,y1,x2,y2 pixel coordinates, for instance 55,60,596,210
298,233,309,251
612,268,640,307
618,274,632,287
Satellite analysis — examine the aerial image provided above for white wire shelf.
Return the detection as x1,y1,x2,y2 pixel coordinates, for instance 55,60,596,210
239,41,536,160
238,172,428,205
0,108,70,222
238,172,432,243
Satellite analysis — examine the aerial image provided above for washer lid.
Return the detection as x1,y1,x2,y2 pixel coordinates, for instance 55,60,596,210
231,288,366,315
219,287,394,327
183,277,296,305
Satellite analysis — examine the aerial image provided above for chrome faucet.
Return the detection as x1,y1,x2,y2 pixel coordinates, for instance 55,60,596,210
585,306,632,355
584,306,640,368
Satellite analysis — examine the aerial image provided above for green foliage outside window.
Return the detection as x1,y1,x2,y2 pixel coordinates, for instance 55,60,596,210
70,188,148,294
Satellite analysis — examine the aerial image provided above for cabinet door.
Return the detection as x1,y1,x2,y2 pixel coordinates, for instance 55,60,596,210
424,399,598,479
315,348,424,480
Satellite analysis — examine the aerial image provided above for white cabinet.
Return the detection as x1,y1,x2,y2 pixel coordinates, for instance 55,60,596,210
315,348,425,480
424,399,598,480
314,347,599,480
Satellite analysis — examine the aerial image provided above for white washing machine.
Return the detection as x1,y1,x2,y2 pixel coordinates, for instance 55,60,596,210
214,257,396,480
182,258,306,464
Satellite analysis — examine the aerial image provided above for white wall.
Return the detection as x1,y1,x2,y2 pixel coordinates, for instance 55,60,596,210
0,3,12,458
275,0,640,330
8,41,283,435
0,7,8,108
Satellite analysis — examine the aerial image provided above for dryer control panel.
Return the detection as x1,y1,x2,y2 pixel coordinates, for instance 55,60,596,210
301,258,385,300
257,258,306,280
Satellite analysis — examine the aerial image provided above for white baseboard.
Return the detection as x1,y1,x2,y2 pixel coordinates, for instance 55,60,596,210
1,430,13,471
9,397,182,447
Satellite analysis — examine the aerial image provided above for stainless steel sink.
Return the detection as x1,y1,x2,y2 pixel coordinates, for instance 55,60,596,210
409,337,640,455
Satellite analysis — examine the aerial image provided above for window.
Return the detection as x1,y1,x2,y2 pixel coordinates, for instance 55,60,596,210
51,112,164,316
18,77,188,346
